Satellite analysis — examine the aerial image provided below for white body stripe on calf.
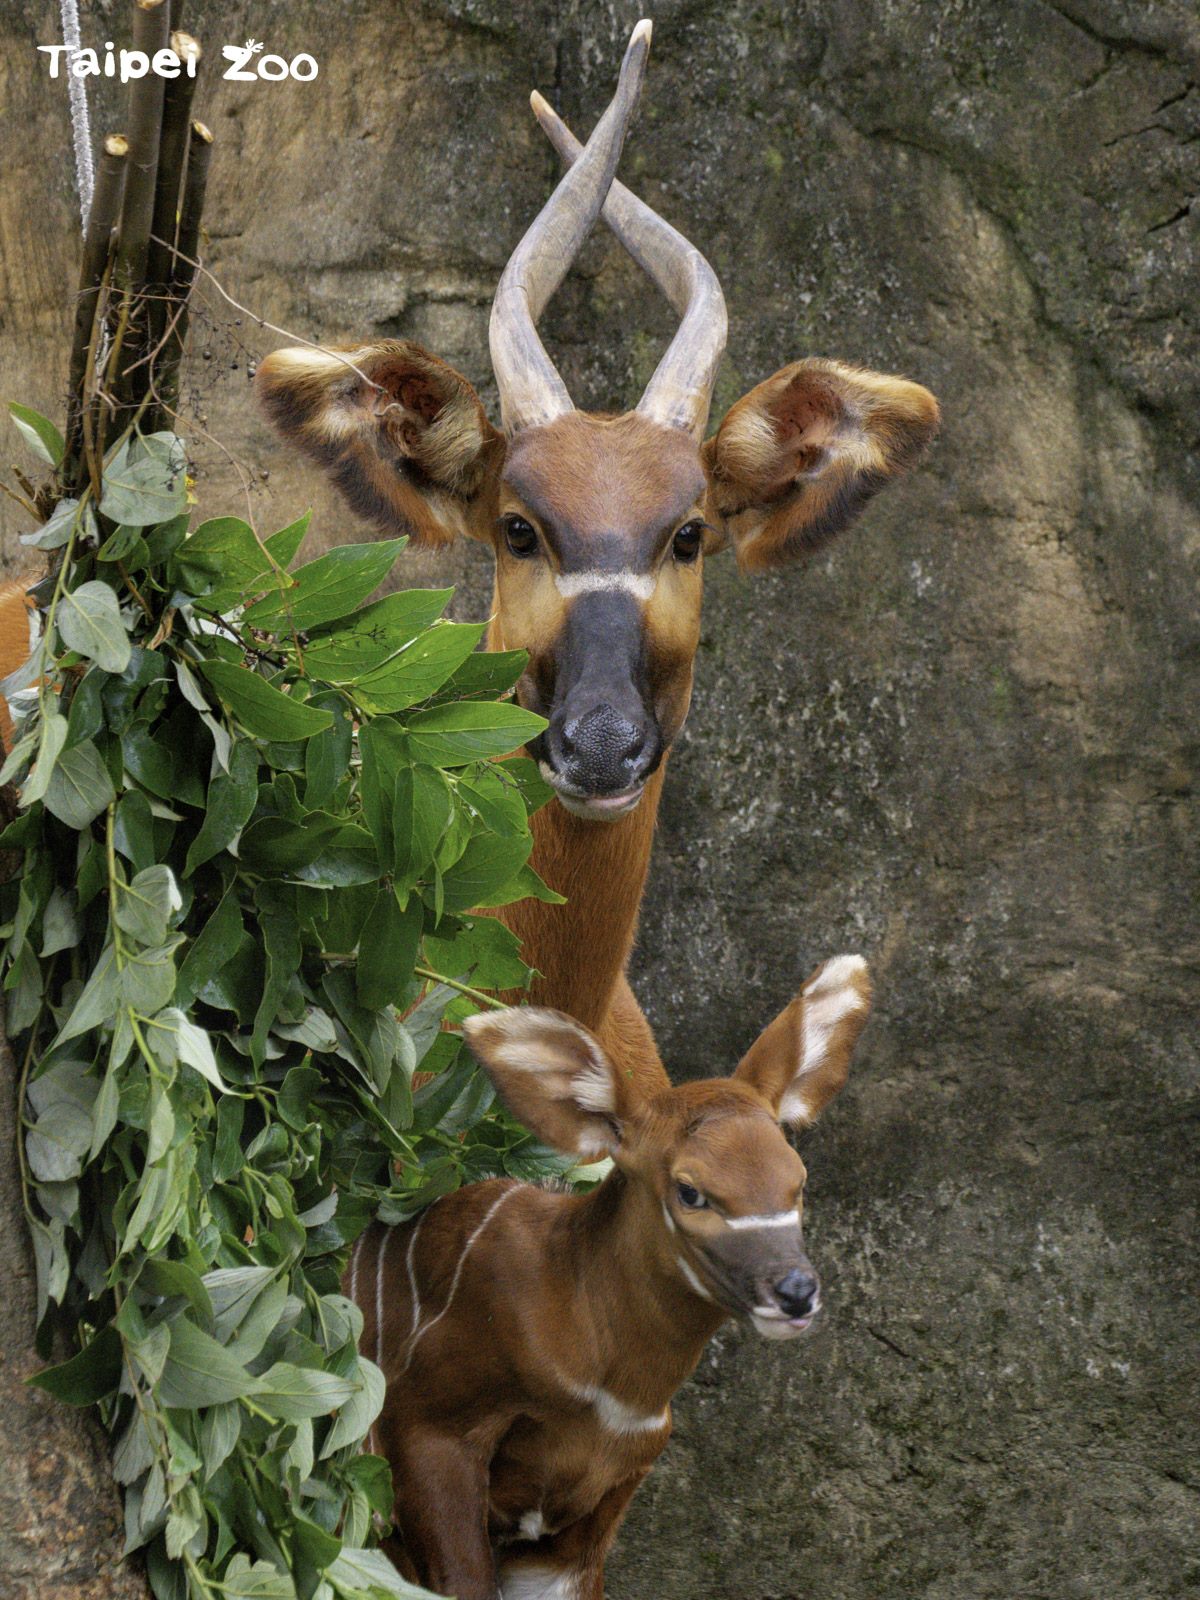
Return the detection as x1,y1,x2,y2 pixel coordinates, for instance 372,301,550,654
568,1382,669,1435
402,1184,521,1371
404,1214,425,1350
349,1232,364,1310
554,571,656,602
724,1209,801,1231
374,1227,392,1371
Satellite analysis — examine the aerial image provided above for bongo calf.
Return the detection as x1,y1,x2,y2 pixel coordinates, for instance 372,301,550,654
350,955,872,1599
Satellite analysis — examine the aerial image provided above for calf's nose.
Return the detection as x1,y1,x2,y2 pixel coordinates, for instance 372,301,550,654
773,1269,819,1319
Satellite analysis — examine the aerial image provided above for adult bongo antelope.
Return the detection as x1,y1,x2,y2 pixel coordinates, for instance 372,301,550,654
254,23,939,1094
352,953,871,1599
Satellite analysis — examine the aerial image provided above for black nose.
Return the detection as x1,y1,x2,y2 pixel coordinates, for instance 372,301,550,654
774,1270,819,1319
556,703,654,790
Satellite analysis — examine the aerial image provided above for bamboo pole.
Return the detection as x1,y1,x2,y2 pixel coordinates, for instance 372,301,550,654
155,119,213,426
113,0,170,296
107,0,170,431
145,31,201,317
64,134,128,488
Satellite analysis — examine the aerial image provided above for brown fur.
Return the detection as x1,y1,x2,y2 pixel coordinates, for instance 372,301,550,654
703,358,941,571
0,579,39,750
350,958,872,1600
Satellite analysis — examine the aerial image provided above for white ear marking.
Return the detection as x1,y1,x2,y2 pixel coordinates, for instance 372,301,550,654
463,1009,616,1115
798,953,868,1077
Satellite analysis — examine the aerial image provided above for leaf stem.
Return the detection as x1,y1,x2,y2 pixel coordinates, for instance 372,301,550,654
413,964,508,1011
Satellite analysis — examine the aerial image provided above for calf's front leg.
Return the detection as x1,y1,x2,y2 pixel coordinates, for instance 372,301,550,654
498,1470,649,1600
386,1425,499,1600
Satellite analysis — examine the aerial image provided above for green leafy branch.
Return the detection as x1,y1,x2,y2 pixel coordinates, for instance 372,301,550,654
1,407,572,1600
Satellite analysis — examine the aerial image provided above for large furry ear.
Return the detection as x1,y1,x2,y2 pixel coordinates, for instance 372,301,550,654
703,360,939,572
255,340,504,548
461,1007,641,1159
734,955,872,1128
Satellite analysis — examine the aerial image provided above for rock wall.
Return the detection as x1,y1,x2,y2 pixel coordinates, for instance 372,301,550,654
1,2,1197,1597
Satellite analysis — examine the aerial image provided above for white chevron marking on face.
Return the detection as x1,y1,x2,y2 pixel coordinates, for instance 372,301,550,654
554,571,656,602
724,1209,801,1231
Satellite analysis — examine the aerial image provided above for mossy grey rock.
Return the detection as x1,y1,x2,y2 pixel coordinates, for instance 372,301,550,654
1,2,1197,1596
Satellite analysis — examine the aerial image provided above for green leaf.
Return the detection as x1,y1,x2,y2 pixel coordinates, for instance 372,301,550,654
158,1317,260,1408
405,700,547,766
356,890,422,1011
438,830,532,914
204,1267,276,1340
100,432,188,525
184,739,260,874
423,916,530,992
241,539,406,631
114,865,181,947
319,1357,385,1458
200,1401,241,1482
328,1546,437,1599
254,1361,359,1421
485,860,566,907
176,887,244,1009
20,712,69,807
252,885,301,1067
300,588,452,682
395,767,453,893
355,621,486,713
264,510,312,569
54,942,117,1041
219,1555,297,1600
57,581,132,673
438,647,528,702
153,1007,225,1088
199,660,333,741
20,495,92,551
171,516,281,611
29,1325,122,1405
26,1083,93,1181
96,521,149,565
120,939,181,1014
9,401,64,466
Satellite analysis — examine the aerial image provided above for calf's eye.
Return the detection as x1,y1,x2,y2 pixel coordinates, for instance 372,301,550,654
503,517,539,558
672,521,704,564
676,1181,707,1210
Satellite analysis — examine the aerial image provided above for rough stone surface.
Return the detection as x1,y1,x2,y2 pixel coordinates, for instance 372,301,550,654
1,2,1197,1597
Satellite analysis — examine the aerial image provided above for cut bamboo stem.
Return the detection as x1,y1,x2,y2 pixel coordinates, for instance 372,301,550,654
109,0,170,430
64,134,128,487
145,31,201,333
113,0,170,296
155,119,213,425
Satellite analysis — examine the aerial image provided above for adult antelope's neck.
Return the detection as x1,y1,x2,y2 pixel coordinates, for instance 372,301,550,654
499,760,666,1032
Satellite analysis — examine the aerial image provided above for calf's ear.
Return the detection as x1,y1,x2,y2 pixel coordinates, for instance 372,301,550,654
255,339,504,548
703,359,939,571
461,1007,642,1160
734,954,872,1127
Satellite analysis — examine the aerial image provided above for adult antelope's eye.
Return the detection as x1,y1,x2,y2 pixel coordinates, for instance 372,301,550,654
672,521,704,564
503,517,539,559
676,1182,707,1211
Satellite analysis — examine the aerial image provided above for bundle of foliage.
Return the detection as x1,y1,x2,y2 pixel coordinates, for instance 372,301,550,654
0,408,577,1600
